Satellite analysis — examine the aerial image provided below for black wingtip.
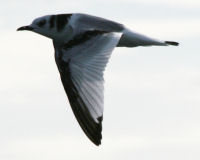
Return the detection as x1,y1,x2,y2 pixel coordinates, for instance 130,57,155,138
91,116,103,146
94,140,101,146
165,41,179,46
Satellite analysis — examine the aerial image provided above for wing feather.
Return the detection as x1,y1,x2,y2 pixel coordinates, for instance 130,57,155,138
73,13,124,32
54,31,122,145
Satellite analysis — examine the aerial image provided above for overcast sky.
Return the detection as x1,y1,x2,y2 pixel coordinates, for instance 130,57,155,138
1,0,200,160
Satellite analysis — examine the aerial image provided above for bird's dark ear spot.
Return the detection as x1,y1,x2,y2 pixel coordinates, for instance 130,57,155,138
37,19,46,27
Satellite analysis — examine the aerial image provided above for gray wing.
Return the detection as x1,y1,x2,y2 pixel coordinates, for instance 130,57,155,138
70,13,124,33
54,30,122,145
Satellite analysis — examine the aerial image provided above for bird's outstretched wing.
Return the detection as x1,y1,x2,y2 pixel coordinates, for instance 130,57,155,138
73,13,124,32
54,30,122,145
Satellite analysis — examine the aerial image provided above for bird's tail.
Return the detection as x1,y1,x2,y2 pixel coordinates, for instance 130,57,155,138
165,41,179,46
117,28,179,47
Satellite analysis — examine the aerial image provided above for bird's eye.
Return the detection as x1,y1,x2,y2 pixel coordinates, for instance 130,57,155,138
37,20,46,27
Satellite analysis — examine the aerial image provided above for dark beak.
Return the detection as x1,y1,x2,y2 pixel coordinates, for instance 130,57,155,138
17,26,34,31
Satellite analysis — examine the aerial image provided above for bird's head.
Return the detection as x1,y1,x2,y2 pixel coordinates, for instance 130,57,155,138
17,15,72,41
17,15,54,38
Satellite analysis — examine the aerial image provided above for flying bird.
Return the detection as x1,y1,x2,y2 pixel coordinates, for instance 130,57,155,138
17,13,179,146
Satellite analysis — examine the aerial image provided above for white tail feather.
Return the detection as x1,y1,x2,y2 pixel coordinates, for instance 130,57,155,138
118,28,170,47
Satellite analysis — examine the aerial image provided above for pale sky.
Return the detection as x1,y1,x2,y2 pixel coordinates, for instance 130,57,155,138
1,0,200,160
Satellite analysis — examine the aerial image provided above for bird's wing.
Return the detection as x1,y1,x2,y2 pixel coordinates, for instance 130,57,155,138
70,13,124,33
54,30,122,145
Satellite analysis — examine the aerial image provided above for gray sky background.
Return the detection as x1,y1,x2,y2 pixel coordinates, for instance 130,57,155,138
1,0,200,159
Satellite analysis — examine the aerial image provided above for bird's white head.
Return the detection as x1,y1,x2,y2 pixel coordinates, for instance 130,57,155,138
17,14,73,40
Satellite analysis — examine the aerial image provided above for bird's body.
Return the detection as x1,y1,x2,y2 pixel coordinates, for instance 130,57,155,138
17,13,178,146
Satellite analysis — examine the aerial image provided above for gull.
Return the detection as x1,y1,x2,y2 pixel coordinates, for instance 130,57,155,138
17,13,179,146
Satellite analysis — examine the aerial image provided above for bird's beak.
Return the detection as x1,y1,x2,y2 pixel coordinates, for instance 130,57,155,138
17,26,34,31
